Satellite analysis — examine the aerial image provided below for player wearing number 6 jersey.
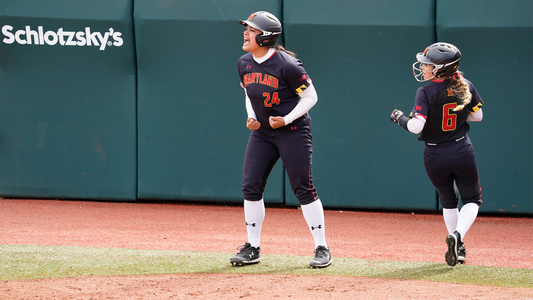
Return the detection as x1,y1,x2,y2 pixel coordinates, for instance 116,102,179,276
229,11,331,269
390,42,484,267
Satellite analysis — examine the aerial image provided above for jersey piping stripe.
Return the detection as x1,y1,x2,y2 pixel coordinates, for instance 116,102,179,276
414,113,427,121
309,165,317,200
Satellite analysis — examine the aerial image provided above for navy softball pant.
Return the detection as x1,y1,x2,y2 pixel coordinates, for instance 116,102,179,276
423,135,482,209
242,125,318,205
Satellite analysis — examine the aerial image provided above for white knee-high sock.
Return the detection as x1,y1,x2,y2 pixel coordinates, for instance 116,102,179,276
301,199,327,249
456,203,479,240
244,199,265,248
443,208,459,234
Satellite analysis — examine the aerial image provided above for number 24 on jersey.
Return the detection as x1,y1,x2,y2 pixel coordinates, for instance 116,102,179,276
263,92,280,107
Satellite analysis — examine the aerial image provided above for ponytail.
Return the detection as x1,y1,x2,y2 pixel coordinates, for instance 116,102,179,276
449,72,472,111
273,44,296,58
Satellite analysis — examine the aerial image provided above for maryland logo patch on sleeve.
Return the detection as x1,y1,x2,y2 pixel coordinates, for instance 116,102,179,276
296,74,311,94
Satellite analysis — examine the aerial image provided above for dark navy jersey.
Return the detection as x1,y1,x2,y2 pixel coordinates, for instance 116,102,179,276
238,50,312,130
412,78,484,144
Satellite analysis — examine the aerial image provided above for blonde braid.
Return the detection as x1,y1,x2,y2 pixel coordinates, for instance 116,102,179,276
450,72,472,111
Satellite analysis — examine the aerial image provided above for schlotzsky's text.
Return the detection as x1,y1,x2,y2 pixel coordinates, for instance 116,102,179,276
2,25,123,51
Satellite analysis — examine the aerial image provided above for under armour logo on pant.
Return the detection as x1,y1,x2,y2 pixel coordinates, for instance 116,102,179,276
311,225,322,230
246,222,256,227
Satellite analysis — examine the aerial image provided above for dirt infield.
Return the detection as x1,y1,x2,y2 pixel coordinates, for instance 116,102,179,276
1,199,532,299
4,273,533,300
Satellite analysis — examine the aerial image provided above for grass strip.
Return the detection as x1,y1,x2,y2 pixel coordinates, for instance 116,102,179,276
1,244,531,288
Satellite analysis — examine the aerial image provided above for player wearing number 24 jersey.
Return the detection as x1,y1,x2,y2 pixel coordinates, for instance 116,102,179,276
230,11,331,269
238,51,312,130
390,42,484,267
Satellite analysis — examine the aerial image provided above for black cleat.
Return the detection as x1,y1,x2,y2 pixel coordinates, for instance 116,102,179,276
456,232,466,264
310,245,332,268
230,243,261,266
457,244,466,264
445,231,459,267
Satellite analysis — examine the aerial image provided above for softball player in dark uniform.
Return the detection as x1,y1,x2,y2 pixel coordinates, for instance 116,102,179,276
390,42,484,267
229,11,331,268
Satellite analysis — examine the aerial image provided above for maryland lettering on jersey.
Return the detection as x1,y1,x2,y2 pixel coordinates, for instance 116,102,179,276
243,72,279,89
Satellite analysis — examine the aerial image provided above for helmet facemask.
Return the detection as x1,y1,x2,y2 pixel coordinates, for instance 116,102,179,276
412,61,438,82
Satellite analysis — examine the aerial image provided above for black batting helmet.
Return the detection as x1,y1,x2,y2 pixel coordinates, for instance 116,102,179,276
239,11,281,47
413,42,461,82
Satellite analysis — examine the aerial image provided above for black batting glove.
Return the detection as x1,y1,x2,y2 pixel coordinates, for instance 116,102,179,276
390,109,404,123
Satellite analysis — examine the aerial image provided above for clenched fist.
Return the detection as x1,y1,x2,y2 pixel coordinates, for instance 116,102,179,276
269,116,285,129
390,109,404,123
247,118,261,130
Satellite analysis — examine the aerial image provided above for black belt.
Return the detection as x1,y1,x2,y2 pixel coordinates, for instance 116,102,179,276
426,136,465,146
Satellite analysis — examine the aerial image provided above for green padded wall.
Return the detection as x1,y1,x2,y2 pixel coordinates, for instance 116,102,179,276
437,0,533,213
135,0,285,203
0,0,137,199
283,0,438,209
1,0,530,214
